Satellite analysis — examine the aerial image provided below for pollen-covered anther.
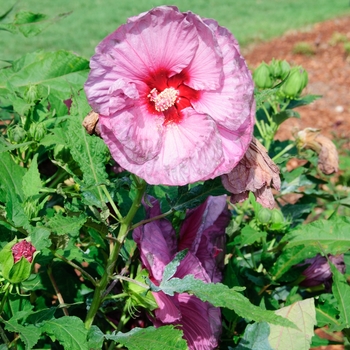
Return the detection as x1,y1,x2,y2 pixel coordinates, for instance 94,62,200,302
148,87,178,112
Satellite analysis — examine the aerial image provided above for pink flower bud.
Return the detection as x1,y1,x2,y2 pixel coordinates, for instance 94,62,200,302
11,240,36,264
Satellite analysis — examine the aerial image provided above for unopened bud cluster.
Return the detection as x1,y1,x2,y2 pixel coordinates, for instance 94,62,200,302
253,59,308,99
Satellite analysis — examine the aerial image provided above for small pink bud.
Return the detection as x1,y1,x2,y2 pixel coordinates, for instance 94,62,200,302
11,240,36,264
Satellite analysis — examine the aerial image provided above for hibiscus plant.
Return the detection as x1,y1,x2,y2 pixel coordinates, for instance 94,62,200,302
0,5,349,350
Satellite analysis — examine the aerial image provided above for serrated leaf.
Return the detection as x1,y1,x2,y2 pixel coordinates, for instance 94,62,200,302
64,93,108,207
172,178,229,211
236,322,273,350
330,262,350,328
315,294,341,329
47,213,86,236
4,319,41,350
25,308,56,326
42,316,88,350
106,326,188,350
268,299,316,350
30,226,51,250
162,250,188,282
282,216,350,253
271,245,319,281
0,152,25,200
150,275,295,329
22,153,41,197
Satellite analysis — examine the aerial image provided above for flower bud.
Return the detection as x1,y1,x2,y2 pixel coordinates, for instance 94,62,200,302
0,239,37,284
29,122,47,142
125,269,157,312
298,254,345,291
280,66,308,98
257,207,272,224
270,209,284,225
278,60,291,80
296,128,338,174
25,85,39,103
269,59,281,79
253,62,273,89
8,125,27,144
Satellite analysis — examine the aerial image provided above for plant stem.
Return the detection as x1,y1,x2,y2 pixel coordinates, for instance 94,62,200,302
101,185,123,221
272,143,295,162
84,177,146,329
47,266,69,316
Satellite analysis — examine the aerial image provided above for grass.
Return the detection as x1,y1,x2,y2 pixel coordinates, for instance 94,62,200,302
0,0,350,60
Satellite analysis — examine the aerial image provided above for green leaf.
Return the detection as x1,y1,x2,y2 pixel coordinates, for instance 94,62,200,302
172,178,229,211
162,250,188,282
0,11,71,37
42,316,89,350
236,322,273,350
315,294,341,329
271,245,319,281
282,216,350,253
64,93,108,207
106,326,188,350
4,319,41,350
0,152,25,200
330,262,350,328
268,299,316,350
25,308,56,326
287,94,322,109
150,275,295,329
0,51,89,99
241,226,267,246
22,153,41,197
47,213,86,236
272,109,300,125
87,326,105,350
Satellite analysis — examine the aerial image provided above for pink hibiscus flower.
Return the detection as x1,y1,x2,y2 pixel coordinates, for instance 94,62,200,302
133,195,230,349
85,6,255,185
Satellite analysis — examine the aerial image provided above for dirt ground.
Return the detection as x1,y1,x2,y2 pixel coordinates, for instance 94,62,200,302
243,15,350,148
244,16,350,350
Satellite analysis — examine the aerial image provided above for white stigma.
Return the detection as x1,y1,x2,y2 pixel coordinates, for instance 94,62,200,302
148,87,178,112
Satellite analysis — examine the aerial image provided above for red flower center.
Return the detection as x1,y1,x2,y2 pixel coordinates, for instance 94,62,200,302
146,68,200,125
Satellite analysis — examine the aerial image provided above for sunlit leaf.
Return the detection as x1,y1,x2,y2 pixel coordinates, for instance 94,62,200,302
268,299,316,350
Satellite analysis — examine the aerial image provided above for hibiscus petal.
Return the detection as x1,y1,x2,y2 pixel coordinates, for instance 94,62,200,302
99,100,163,164
152,291,181,323
89,7,198,83
133,222,175,281
193,19,255,131
182,13,223,91
176,293,221,350
146,109,223,185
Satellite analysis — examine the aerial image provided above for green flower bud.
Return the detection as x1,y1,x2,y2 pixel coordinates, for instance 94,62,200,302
25,85,39,103
29,122,47,142
279,60,291,80
280,66,308,98
0,238,37,284
253,62,273,89
126,269,157,312
269,59,281,79
257,207,272,224
270,209,284,225
8,125,27,144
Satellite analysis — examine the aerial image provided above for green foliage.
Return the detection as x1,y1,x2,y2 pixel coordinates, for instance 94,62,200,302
0,5,349,350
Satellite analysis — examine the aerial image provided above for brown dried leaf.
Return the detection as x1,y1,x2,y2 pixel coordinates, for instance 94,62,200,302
82,110,100,135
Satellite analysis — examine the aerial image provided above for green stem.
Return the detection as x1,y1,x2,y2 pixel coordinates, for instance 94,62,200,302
0,283,10,316
101,185,123,221
272,143,295,162
84,178,146,329
130,209,173,231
